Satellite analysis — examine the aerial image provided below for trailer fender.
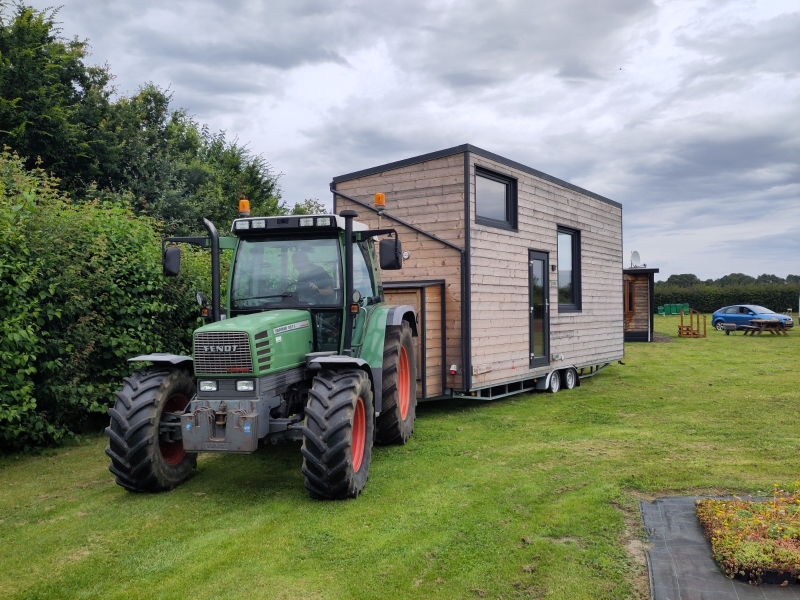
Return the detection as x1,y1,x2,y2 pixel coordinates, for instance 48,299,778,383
128,353,193,368
386,305,418,337
534,366,579,391
306,356,383,415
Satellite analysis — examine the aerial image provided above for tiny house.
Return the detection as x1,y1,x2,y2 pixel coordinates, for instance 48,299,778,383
332,144,623,399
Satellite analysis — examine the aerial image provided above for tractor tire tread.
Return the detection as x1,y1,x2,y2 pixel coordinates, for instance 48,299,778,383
376,323,417,445
105,368,196,493
301,370,374,500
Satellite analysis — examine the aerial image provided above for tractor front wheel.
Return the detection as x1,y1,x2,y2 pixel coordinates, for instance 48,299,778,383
301,369,375,499
105,368,196,492
376,322,417,445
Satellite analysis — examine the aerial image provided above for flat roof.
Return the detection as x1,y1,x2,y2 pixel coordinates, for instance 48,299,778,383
623,268,660,274
332,143,621,209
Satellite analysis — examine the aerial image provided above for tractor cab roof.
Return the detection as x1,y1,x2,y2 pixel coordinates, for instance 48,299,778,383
231,214,368,237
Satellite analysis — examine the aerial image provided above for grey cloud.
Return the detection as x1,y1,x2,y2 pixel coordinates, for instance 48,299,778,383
678,12,800,80
557,58,603,81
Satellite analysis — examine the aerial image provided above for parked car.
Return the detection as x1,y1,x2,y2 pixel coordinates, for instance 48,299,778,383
711,305,794,331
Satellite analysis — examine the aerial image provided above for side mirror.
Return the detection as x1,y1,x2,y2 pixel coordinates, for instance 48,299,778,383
163,246,181,277
379,237,403,270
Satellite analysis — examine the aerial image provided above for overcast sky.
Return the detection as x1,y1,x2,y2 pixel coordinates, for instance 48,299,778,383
30,0,800,280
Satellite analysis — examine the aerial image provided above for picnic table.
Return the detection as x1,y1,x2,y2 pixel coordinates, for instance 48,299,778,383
742,319,790,336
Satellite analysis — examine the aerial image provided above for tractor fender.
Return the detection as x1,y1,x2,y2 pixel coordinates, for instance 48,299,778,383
128,353,193,368
306,356,383,415
386,305,418,337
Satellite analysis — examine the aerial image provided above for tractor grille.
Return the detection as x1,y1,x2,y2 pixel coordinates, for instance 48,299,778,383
194,332,253,374
254,330,271,372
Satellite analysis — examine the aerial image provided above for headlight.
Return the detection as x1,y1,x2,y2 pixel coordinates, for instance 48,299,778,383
199,380,217,392
236,380,255,392
235,220,250,230
251,219,266,229
316,217,331,226
299,217,314,227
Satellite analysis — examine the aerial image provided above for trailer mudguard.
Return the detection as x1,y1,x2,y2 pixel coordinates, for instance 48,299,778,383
386,305,418,336
128,353,193,367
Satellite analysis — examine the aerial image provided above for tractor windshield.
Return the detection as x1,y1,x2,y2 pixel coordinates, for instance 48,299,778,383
231,237,343,309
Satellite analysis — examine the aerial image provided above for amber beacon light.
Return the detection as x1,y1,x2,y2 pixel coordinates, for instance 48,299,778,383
238,198,251,216
373,192,386,211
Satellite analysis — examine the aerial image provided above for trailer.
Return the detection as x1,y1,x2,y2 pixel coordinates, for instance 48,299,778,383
332,144,624,399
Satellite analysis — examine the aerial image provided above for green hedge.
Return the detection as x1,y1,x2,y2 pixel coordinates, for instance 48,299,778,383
654,284,800,315
0,151,209,451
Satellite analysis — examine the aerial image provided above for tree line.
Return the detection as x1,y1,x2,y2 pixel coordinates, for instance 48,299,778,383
653,273,799,314
656,273,800,288
0,4,321,451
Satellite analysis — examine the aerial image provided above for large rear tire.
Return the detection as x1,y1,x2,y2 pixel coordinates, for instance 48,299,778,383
376,322,417,445
105,368,196,492
301,369,375,499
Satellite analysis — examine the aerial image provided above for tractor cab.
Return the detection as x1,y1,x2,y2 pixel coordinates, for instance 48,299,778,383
228,215,380,353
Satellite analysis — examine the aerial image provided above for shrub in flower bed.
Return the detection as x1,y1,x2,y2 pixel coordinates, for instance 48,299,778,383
696,486,800,585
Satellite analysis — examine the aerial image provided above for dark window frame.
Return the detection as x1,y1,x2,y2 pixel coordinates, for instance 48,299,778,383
556,226,582,313
474,167,518,231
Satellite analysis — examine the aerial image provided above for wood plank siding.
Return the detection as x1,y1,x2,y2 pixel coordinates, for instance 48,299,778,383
333,154,465,390
333,144,623,395
623,274,650,333
384,284,444,398
467,154,623,387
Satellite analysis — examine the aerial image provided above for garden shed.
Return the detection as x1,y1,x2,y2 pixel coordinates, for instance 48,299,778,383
623,267,659,342
332,144,624,400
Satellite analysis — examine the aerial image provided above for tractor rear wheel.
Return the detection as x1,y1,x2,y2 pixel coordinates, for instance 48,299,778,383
105,368,196,492
376,322,417,445
301,369,375,499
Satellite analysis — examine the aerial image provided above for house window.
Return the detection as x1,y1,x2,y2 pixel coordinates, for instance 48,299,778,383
624,280,635,314
557,227,581,311
475,168,517,230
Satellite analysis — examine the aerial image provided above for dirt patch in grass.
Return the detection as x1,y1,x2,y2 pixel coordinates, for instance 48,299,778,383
652,333,674,343
615,498,652,600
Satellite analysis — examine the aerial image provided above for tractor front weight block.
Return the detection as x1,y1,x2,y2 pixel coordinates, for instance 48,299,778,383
181,398,274,453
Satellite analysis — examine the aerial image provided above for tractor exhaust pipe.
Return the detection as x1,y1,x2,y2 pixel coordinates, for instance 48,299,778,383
340,209,357,355
203,218,221,322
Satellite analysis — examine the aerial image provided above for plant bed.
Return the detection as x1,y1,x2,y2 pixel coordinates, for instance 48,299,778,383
696,487,800,585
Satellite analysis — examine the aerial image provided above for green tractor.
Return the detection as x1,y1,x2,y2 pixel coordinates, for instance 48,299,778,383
105,207,418,499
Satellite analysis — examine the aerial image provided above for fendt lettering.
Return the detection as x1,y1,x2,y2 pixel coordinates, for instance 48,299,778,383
203,345,238,353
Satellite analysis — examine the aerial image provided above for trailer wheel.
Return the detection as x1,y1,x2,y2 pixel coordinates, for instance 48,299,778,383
105,368,197,492
376,322,417,445
301,369,375,499
561,368,578,390
547,371,561,394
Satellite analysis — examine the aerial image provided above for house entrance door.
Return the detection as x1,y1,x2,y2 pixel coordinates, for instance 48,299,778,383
529,251,550,368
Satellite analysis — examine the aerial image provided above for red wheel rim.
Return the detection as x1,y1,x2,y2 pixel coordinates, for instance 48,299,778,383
160,392,189,465
398,346,411,420
352,396,366,473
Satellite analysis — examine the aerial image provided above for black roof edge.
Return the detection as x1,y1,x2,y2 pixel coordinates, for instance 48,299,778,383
623,268,660,274
331,143,622,210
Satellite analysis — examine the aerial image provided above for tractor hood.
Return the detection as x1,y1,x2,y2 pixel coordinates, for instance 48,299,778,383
193,310,314,377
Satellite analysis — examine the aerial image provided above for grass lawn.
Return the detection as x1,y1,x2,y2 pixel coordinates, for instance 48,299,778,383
2,315,799,599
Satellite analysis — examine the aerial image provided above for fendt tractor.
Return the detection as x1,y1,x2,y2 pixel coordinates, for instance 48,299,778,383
105,199,417,499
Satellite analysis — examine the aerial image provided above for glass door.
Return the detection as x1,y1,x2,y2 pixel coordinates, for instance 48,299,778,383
529,251,550,368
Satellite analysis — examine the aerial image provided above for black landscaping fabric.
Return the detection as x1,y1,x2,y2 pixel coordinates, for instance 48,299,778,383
641,496,800,600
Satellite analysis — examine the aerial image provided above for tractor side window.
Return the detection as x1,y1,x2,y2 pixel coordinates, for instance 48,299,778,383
352,241,376,300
